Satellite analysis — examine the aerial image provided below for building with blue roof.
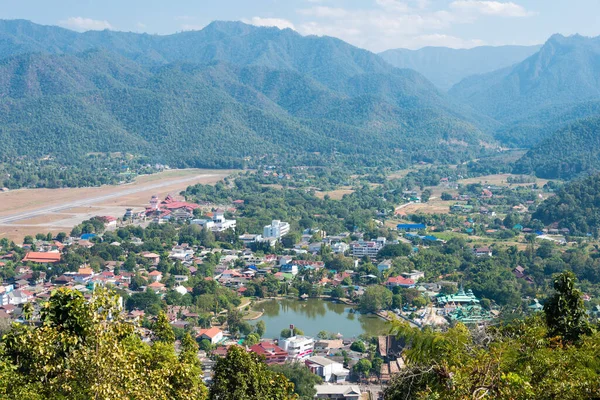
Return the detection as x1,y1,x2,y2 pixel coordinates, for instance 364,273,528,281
397,223,426,231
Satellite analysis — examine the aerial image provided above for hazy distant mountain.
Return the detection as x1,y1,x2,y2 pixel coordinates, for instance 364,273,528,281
450,34,600,146
0,20,494,168
379,45,541,90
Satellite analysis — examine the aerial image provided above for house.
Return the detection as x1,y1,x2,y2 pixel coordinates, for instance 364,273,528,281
377,260,393,274
314,339,344,354
8,289,33,305
142,252,161,266
401,270,424,281
173,275,189,284
314,384,361,400
148,270,163,282
385,276,415,289
474,247,492,257
99,216,117,228
22,251,61,264
147,281,166,292
197,327,223,344
331,242,349,255
305,356,349,383
249,341,288,364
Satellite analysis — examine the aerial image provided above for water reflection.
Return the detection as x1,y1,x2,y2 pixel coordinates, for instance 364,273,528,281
253,298,388,339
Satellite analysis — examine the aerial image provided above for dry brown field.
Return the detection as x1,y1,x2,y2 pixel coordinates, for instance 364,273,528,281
0,169,234,241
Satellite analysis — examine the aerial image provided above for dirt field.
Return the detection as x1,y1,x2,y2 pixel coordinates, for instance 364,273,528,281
314,188,355,200
401,200,453,215
0,169,235,241
458,174,554,187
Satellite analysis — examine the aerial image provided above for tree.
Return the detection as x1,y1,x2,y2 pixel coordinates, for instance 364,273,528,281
280,327,304,338
350,341,366,353
358,286,392,313
377,243,411,258
270,362,322,400
353,358,372,379
441,192,453,201
544,271,593,343
420,189,432,203
255,320,266,337
0,288,208,399
392,294,403,310
245,333,260,346
209,346,296,400
331,286,345,299
153,311,176,343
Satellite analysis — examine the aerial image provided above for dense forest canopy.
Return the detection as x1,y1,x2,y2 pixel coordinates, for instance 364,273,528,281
533,172,600,235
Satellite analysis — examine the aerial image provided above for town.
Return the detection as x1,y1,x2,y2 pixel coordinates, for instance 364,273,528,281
1,165,591,399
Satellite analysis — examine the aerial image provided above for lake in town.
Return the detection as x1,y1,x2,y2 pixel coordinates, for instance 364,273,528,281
253,298,390,339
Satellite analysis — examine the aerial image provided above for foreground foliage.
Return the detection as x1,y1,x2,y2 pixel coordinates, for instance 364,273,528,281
0,288,296,399
384,272,600,399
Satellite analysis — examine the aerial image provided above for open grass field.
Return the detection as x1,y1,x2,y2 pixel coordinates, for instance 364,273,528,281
0,169,235,241
314,187,355,200
458,173,554,188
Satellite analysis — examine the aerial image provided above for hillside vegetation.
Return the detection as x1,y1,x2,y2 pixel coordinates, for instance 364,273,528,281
0,20,493,169
450,34,600,147
533,172,600,235
514,117,600,179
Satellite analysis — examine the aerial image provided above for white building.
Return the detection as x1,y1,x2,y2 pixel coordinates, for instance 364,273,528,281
192,210,236,232
402,270,425,281
351,237,386,258
331,242,349,255
305,356,349,383
263,220,290,240
314,385,361,400
280,335,314,360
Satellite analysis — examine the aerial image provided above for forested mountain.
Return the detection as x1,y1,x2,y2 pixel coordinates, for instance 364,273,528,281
450,34,600,146
379,45,540,91
0,20,494,169
514,117,600,179
533,172,600,235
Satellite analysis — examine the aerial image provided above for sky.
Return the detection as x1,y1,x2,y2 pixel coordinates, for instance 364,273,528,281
1,0,599,52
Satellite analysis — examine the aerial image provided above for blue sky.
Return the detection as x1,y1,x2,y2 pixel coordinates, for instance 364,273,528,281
2,0,599,52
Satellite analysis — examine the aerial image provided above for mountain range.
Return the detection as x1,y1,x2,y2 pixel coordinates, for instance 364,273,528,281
379,45,541,91
1,19,600,177
450,34,600,147
0,19,494,169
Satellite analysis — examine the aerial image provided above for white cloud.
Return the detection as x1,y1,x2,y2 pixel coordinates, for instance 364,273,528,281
450,1,534,17
59,17,113,31
244,17,295,30
293,0,527,51
375,0,410,12
298,6,349,18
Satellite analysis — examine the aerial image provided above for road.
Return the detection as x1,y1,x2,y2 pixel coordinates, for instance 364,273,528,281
0,174,219,225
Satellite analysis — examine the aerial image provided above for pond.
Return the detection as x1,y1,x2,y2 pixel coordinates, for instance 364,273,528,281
253,298,390,340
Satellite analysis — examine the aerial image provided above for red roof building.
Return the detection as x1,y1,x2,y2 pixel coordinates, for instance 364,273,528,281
22,251,61,264
249,342,288,365
385,276,415,289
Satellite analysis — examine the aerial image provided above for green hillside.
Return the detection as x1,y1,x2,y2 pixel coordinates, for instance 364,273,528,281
450,34,600,147
514,117,600,179
0,20,494,169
